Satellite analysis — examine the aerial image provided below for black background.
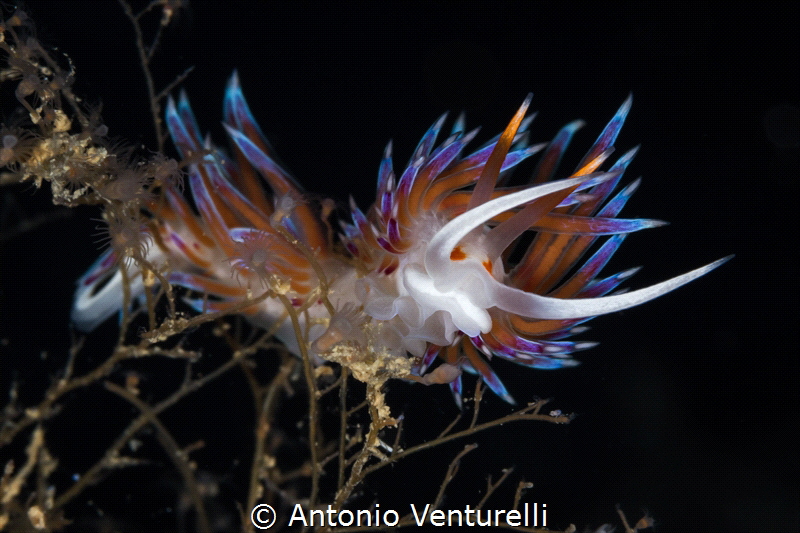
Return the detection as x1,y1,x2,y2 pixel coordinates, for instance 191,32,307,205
1,1,796,531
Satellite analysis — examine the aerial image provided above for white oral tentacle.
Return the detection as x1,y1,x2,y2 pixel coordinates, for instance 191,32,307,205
424,172,607,291
488,255,733,319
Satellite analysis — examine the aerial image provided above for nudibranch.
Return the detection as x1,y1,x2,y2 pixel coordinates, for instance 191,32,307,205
73,73,729,403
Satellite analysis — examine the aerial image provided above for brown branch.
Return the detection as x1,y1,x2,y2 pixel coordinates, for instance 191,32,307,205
245,354,297,530
50,347,245,512
333,383,384,508
103,381,211,533
119,0,163,151
338,366,349,491
476,467,513,510
513,480,533,510
0,340,129,447
275,292,322,506
432,443,477,510
154,66,194,102
364,399,569,479
616,504,635,533
118,0,191,152
437,411,463,440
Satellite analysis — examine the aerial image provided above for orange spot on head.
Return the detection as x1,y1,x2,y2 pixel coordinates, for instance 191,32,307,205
450,246,467,260
483,260,493,273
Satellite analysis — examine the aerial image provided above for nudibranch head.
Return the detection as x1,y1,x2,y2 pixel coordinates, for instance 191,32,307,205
72,74,730,404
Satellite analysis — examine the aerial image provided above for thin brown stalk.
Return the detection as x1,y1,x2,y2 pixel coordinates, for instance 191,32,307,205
246,355,297,522
275,292,322,506
432,443,477,510
51,348,246,511
365,399,567,478
475,467,513,510
103,382,211,533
